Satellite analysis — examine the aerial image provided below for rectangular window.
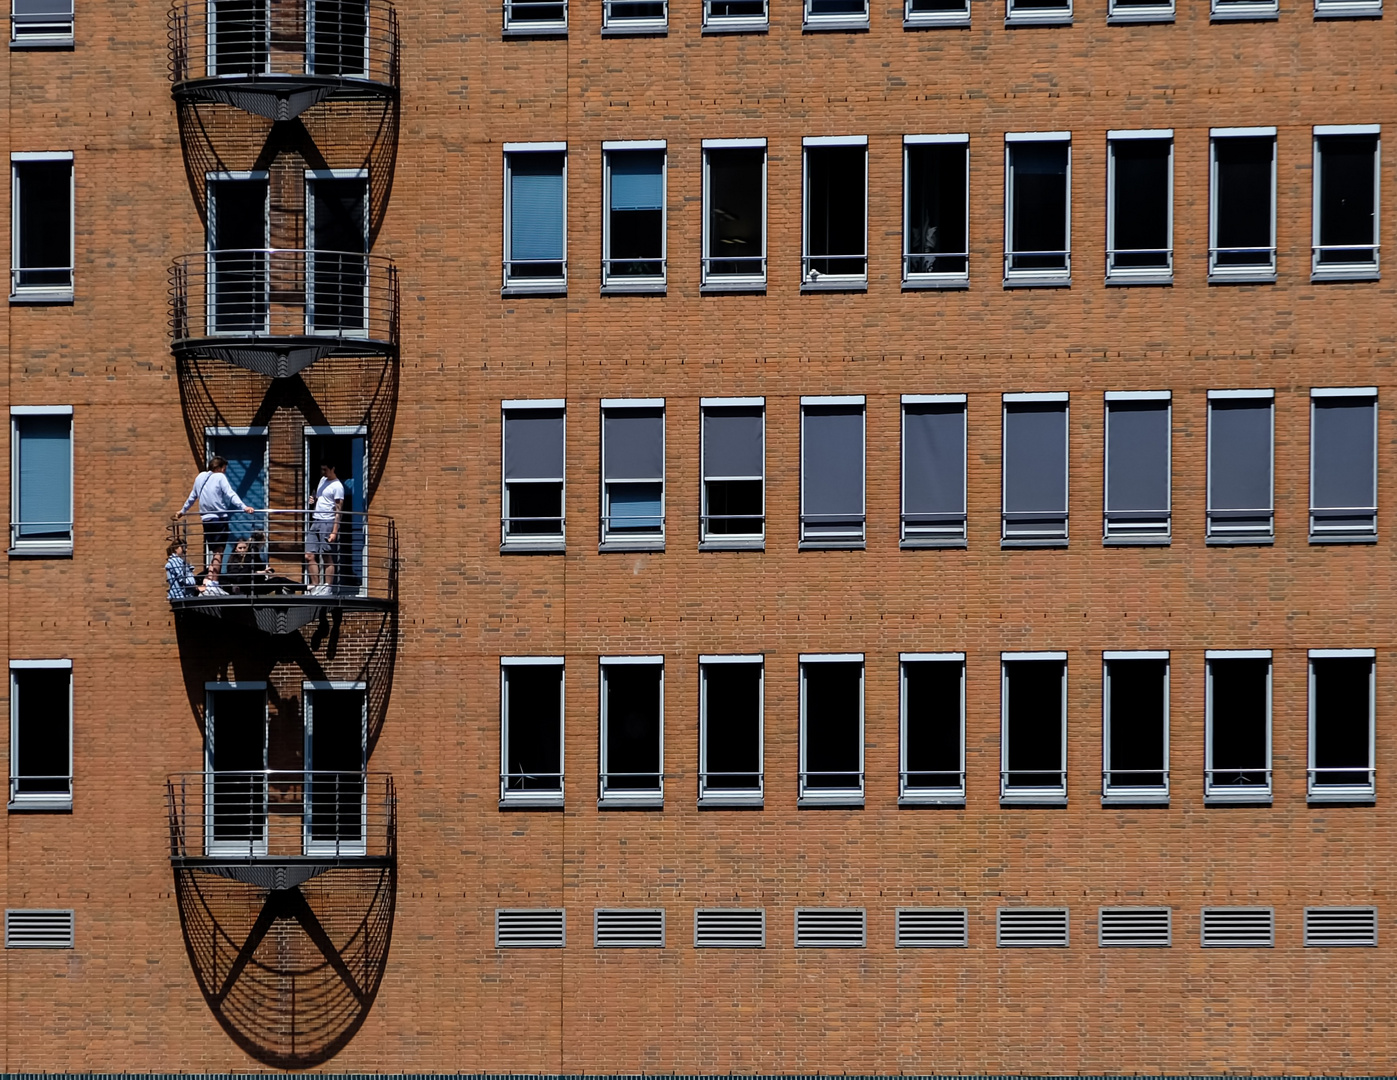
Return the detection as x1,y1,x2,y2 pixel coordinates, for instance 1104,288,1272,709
902,394,967,547
704,0,767,35
500,658,564,808
800,395,865,548
900,653,965,806
10,0,73,43
702,140,766,290
1310,388,1377,542
1106,132,1173,283
1315,0,1380,19
601,399,664,550
802,137,867,289
1102,651,1169,804
1308,649,1375,802
11,153,73,301
10,406,72,555
1004,134,1070,286
799,654,864,807
603,142,666,292
599,656,663,808
699,655,763,807
903,136,969,286
1211,0,1276,20
1002,392,1068,546
1209,129,1277,280
601,0,667,32
1107,0,1173,23
1205,650,1272,804
503,144,566,293
1104,391,1171,544
501,400,565,552
503,0,567,33
804,0,868,29
1206,390,1273,544
1005,0,1070,26
905,0,970,26
9,660,71,810
701,398,765,549
1312,126,1380,280
1000,652,1067,805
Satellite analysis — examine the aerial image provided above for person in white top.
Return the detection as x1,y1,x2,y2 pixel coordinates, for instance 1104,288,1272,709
305,461,345,595
175,455,256,587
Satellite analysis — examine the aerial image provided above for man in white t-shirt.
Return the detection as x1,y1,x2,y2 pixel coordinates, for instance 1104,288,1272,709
305,462,345,595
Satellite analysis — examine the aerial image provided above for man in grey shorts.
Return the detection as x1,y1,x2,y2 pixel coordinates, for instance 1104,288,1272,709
305,461,344,596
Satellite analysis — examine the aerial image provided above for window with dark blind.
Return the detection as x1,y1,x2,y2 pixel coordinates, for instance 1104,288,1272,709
1310,389,1377,542
503,146,566,292
1106,134,1173,282
799,655,863,806
501,401,565,551
10,407,72,554
1207,391,1273,543
702,141,766,288
503,0,567,32
699,656,763,807
803,139,868,288
903,137,969,284
9,661,71,810
902,395,966,546
1308,649,1374,802
801,397,865,548
704,0,767,29
1001,653,1067,805
905,0,969,24
1002,393,1068,546
1104,392,1170,544
603,143,666,291
599,657,664,808
1102,652,1169,804
1312,128,1379,280
601,401,665,549
1004,135,1070,283
10,153,73,300
900,654,965,805
500,658,564,808
1209,130,1276,280
701,399,764,548
602,0,667,31
1205,651,1272,804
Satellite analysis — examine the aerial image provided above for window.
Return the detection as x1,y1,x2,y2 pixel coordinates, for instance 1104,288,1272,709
500,657,564,808
1209,129,1277,281
601,399,665,550
1002,393,1068,546
802,137,867,289
1098,908,1171,947
997,908,1069,947
902,395,967,547
11,0,72,45
905,0,969,27
700,398,765,549
495,909,566,948
305,169,369,334
1205,650,1272,804
694,908,765,947
11,153,72,301
800,396,865,548
1314,0,1379,20
804,0,868,29
903,136,969,286
10,406,72,555
1310,388,1377,542
1104,391,1170,544
1200,908,1273,947
503,0,567,33
1308,649,1375,802
502,144,566,294
1107,0,1172,24
704,0,767,34
601,0,667,32
1102,652,1168,804
1005,0,1070,26
799,654,864,807
794,909,866,947
699,655,763,807
205,171,268,336
602,142,666,291
900,653,965,806
701,140,766,290
1206,390,1273,544
1106,132,1173,283
1211,0,1276,21
1001,653,1067,805
501,401,565,551
1004,134,1070,285
9,660,71,810
599,656,663,808
1312,127,1379,280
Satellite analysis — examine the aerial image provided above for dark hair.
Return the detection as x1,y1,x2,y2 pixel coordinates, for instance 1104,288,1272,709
166,538,186,557
208,455,228,471
250,530,266,543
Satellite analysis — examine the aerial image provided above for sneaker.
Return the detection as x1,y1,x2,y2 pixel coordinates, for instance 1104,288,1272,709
201,581,228,596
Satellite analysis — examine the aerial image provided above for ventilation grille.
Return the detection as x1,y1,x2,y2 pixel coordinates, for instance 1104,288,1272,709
794,908,866,948
594,908,665,948
1098,907,1172,948
997,908,1069,947
5,909,74,949
1200,907,1274,948
694,908,765,948
896,908,968,948
495,908,565,948
1305,907,1378,947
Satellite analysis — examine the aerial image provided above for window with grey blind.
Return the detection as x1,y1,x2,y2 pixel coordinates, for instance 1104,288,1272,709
903,137,969,285
601,401,664,549
702,141,766,289
599,657,664,808
503,145,566,293
1207,391,1273,543
10,406,72,554
801,397,865,548
501,401,565,551
699,656,763,807
1004,136,1070,284
799,655,864,807
803,138,868,288
1205,650,1272,804
1001,653,1067,805
10,0,73,43
1209,130,1277,280
1002,393,1068,546
8,660,71,810
1312,128,1379,280
1102,652,1169,804
1310,389,1377,542
902,395,966,546
603,143,666,291
1106,133,1173,281
1104,392,1170,544
10,153,73,300
1308,649,1375,802
900,653,965,806
499,658,564,808
503,0,567,33
701,399,764,548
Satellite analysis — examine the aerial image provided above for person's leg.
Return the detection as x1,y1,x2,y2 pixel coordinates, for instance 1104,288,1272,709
323,530,336,591
205,521,230,581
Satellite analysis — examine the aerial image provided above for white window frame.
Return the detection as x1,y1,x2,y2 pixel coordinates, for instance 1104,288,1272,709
301,680,368,857
801,136,869,291
500,399,566,553
1314,0,1380,19
703,0,768,33
1307,648,1376,803
1005,0,1071,25
1001,391,1069,547
8,658,72,810
1103,390,1172,544
905,0,970,27
1311,125,1381,281
698,654,764,808
1309,386,1378,543
1211,0,1277,20
1101,650,1170,806
1206,388,1274,545
701,138,767,291
1003,133,1071,287
901,393,967,547
304,168,369,339
500,656,566,809
799,394,866,548
1000,651,1069,806
502,142,568,295
598,655,664,809
503,0,568,35
803,0,869,30
700,396,766,550
203,680,270,858
899,652,966,807
1107,0,1173,23
902,135,970,289
601,0,668,33
10,151,73,302
798,653,865,808
10,0,74,45
1208,128,1278,281
10,404,73,556
601,141,667,293
1204,649,1273,805
599,398,665,551
1105,131,1174,284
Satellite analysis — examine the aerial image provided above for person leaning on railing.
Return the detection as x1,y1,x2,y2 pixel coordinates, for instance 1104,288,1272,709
175,455,258,589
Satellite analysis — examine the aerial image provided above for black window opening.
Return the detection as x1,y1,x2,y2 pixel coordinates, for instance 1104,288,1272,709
1001,657,1067,802
307,173,369,333
504,150,566,286
1310,654,1374,798
1107,0,1173,22
1104,396,1170,543
1103,657,1168,799
1207,655,1271,800
502,406,565,547
1207,395,1273,543
705,0,767,30
600,662,663,804
800,660,863,803
504,0,567,30
209,0,269,76
205,687,268,851
906,0,970,25
1007,0,1071,25
1310,392,1377,542
12,158,72,295
303,685,367,852
9,665,71,809
309,0,368,76
801,402,865,547
207,175,269,334
1314,133,1379,277
806,0,868,22
605,149,665,285
902,399,967,546
904,141,968,281
702,404,764,545
1210,135,1275,277
604,0,666,25
901,658,964,802
1002,397,1069,545
601,406,664,547
700,660,763,804
501,662,564,803
1211,0,1277,19
1107,138,1172,278
803,144,867,283
703,147,765,285
1005,140,1070,279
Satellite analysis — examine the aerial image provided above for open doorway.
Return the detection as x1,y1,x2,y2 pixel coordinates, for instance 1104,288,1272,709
304,681,367,854
305,427,368,595
204,682,268,856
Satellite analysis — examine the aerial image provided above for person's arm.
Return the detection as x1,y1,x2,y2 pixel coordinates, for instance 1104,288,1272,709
218,473,254,513
329,496,344,541
178,475,202,517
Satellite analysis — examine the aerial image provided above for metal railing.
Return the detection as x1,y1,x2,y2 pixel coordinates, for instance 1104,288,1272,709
11,265,74,294
1209,245,1276,273
9,774,72,807
598,771,664,803
1102,768,1170,791
904,252,968,278
705,0,767,22
901,769,965,790
1106,247,1172,275
11,0,73,42
1309,766,1375,789
167,770,395,861
800,513,866,542
1313,243,1380,273
1004,250,1070,277
502,257,568,288
500,771,564,802
1205,767,1271,793
1103,509,1171,541
10,519,73,550
602,257,666,283
700,512,764,539
1002,769,1066,788
702,255,766,282
1002,510,1068,542
902,512,967,543
1206,507,1273,539
802,254,867,283
698,771,764,795
1310,506,1378,538
504,0,567,28
799,770,864,790
601,0,667,26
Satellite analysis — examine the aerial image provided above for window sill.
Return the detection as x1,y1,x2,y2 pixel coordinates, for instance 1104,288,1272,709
702,17,769,31
1105,271,1173,286
502,22,569,35
699,538,765,552
1003,273,1070,289
9,289,73,304
799,539,866,551
1210,3,1279,16
798,791,865,808
502,281,568,297
801,277,868,293
500,540,566,555
1103,535,1171,546
1204,792,1272,806
901,537,968,549
1004,9,1073,24
1314,2,1381,13
1208,269,1277,284
1307,789,1375,805
1001,537,1068,549
9,36,75,48
802,15,871,29
1000,792,1068,807
1205,535,1273,546
499,794,565,810
600,21,668,33
599,539,665,553
1106,6,1175,19
8,543,73,557
1311,266,1380,283
903,274,970,290
601,280,667,295
1310,533,1378,544
598,793,664,810
904,10,971,24
899,791,966,807
698,791,764,809
8,795,72,811
1102,791,1169,807
701,277,767,294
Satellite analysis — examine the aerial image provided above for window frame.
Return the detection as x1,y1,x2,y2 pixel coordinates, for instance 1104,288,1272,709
801,136,869,292
503,0,568,35
1101,650,1170,806
1307,648,1376,804
1211,0,1277,21
8,658,72,811
10,0,74,45
902,134,970,289
10,151,74,303
1204,649,1273,805
798,653,865,808
1005,0,1071,26
1206,389,1274,545
1314,0,1380,19
10,404,73,556
499,656,566,809
1103,390,1171,545
602,140,667,294
904,0,970,27
901,393,968,548
701,138,767,292
1208,128,1278,282
899,652,966,807
601,0,668,33
699,396,766,551
500,399,567,554
703,0,768,33
1000,651,1069,806
1311,125,1381,282
698,654,765,808
599,398,665,552
1105,130,1174,285
799,394,867,549
502,142,567,296
1003,133,1071,287
598,655,665,809
1309,386,1378,543
1001,391,1069,547
1107,0,1174,23
803,0,869,30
